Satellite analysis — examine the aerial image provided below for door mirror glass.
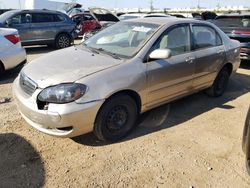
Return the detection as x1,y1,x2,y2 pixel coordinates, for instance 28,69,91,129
5,19,11,26
149,49,172,60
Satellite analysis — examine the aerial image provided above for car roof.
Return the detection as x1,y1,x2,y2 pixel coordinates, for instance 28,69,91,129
121,13,147,17
217,13,250,17
6,9,63,15
124,17,210,26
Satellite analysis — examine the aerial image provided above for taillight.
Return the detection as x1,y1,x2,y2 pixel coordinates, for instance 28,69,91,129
233,30,250,35
241,48,248,52
4,34,20,44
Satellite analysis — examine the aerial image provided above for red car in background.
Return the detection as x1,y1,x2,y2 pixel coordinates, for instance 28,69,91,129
71,7,120,36
71,13,101,35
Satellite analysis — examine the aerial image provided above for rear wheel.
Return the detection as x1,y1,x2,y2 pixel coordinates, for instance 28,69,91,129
94,94,138,142
55,33,71,49
205,67,230,97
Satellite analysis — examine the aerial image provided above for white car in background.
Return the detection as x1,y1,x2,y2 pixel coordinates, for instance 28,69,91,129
0,28,26,75
119,13,172,20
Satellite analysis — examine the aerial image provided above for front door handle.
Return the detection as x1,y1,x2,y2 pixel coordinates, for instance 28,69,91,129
186,56,195,63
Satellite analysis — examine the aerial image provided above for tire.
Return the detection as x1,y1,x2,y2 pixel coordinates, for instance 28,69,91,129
94,94,138,142
0,62,4,78
205,67,230,97
55,33,71,49
246,159,250,175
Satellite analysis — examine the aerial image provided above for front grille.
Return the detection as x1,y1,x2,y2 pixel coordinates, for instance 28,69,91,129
19,72,37,96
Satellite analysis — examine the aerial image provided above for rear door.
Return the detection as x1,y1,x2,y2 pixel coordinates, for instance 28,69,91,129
30,13,56,42
191,24,226,89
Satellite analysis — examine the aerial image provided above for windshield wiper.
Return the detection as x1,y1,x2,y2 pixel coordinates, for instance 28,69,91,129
96,48,121,60
82,43,100,54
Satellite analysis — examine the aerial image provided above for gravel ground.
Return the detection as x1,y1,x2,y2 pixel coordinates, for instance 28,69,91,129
0,44,250,188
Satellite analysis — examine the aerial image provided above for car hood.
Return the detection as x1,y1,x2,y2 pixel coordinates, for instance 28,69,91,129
22,46,122,88
89,7,119,23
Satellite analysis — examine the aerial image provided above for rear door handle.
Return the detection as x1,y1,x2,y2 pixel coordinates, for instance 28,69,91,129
186,56,195,63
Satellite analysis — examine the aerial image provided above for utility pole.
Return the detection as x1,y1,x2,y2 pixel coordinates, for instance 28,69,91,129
19,0,22,9
150,0,154,12
197,0,200,9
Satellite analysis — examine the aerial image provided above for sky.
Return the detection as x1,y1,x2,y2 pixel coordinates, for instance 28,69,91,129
0,0,250,9
77,0,250,9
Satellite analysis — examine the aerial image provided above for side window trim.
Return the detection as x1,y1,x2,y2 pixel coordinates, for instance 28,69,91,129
191,23,223,51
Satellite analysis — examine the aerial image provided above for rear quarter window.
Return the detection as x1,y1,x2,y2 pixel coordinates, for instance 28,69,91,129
54,14,65,22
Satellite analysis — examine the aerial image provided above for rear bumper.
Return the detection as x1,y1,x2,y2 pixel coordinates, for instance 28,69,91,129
240,47,250,60
13,77,104,138
1,44,26,70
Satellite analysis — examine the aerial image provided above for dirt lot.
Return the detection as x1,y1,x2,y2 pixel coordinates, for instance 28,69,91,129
0,44,250,188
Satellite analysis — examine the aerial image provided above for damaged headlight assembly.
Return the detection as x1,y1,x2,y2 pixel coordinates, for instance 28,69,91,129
37,83,87,104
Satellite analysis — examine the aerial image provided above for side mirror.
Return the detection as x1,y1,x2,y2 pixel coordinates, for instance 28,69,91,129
5,20,11,26
149,49,172,60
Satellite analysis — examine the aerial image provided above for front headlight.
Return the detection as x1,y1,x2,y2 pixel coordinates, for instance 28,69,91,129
37,83,87,104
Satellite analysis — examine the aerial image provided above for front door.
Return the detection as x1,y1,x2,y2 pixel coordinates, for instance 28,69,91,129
146,24,195,108
8,13,32,42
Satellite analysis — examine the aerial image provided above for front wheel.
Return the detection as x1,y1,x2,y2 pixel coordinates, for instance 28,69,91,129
205,67,230,97
55,33,71,49
94,95,138,142
0,63,4,77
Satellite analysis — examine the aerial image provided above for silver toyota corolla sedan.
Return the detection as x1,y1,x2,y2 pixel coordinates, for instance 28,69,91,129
13,18,241,141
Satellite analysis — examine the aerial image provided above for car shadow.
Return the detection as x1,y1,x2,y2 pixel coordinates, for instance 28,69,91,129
0,64,24,85
0,133,45,187
73,71,250,146
25,45,55,56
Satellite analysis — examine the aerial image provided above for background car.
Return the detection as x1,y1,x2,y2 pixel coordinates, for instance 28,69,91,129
71,13,101,35
242,106,250,175
82,12,171,41
0,9,76,49
119,13,171,20
0,28,26,75
71,7,120,36
13,18,240,141
58,2,84,17
213,14,250,61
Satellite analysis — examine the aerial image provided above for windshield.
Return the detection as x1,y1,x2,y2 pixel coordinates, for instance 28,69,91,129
215,16,250,28
0,11,15,23
84,21,160,58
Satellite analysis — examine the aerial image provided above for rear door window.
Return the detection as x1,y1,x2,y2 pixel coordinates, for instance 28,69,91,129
192,25,222,50
32,13,55,23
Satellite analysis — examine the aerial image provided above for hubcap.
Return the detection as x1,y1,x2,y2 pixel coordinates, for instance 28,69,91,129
106,105,128,132
58,35,70,48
